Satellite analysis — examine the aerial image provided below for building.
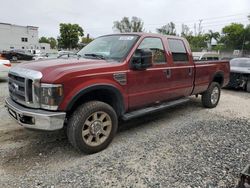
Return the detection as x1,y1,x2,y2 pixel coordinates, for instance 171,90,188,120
0,23,50,53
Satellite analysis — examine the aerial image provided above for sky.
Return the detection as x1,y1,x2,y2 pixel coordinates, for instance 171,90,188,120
0,0,249,38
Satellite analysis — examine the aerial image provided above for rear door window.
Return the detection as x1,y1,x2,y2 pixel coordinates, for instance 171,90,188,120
168,39,189,62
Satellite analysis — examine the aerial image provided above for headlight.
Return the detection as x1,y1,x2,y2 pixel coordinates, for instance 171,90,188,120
40,83,63,110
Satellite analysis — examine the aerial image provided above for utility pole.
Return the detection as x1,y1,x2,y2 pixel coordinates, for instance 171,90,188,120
194,23,196,36
241,34,246,57
198,19,203,35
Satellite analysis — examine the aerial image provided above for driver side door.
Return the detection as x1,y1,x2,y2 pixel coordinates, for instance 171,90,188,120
127,37,170,111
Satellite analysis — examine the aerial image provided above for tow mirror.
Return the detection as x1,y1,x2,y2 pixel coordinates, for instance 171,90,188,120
131,49,153,70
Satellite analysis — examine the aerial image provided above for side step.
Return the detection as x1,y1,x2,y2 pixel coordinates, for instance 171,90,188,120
122,98,190,121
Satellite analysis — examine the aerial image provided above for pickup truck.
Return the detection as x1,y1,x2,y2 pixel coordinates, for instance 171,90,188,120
5,33,230,153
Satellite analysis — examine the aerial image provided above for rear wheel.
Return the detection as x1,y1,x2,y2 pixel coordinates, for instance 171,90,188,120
202,82,221,108
67,101,118,154
246,80,250,92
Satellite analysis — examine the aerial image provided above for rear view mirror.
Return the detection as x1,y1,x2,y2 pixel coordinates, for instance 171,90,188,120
131,49,153,70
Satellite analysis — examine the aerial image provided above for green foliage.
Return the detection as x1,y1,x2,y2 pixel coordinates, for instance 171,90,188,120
185,35,208,51
156,22,176,35
47,37,57,49
58,23,84,49
113,17,144,33
242,24,250,50
220,23,245,50
81,36,94,44
204,30,220,43
39,36,49,43
39,37,57,49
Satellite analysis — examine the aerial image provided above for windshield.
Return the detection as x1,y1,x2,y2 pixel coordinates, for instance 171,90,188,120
230,58,250,67
77,35,139,61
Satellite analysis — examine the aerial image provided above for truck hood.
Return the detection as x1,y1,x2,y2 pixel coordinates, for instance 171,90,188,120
14,58,121,83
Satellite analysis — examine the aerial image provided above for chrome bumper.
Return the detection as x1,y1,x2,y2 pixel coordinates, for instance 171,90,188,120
5,97,66,131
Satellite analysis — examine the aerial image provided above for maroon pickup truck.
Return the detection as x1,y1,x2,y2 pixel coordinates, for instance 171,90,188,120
5,33,230,153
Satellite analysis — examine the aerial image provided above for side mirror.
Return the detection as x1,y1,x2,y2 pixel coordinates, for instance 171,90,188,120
131,49,153,70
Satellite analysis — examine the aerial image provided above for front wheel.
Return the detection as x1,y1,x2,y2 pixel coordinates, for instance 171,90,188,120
201,82,221,108
67,101,118,154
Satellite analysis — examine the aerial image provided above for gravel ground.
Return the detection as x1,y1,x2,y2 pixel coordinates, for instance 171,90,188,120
0,79,249,188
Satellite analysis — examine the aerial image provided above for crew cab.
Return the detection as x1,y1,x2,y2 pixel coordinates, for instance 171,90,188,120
5,33,230,153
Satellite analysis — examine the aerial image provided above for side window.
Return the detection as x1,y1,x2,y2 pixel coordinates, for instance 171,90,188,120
168,39,189,62
137,37,166,64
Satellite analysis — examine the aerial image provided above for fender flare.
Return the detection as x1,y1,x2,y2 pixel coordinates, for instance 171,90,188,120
66,84,125,115
211,71,224,86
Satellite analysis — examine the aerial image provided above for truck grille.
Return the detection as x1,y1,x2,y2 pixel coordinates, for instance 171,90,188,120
9,73,33,104
8,67,42,108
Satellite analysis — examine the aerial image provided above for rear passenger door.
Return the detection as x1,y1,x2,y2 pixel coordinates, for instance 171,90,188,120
166,38,194,98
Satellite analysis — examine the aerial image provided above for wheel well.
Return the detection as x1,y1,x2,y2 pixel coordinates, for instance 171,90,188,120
213,73,224,87
67,88,124,117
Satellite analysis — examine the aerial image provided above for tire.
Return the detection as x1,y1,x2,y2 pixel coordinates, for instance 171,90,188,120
201,82,221,108
246,80,250,93
67,101,118,154
12,56,17,61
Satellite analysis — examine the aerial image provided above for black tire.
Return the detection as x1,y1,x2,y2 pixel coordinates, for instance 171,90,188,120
67,101,118,154
246,80,250,93
201,82,221,108
12,56,17,61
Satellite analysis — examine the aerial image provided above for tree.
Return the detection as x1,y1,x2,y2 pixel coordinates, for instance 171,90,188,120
242,24,250,51
156,22,176,35
39,37,57,49
39,36,49,43
220,23,245,50
81,35,94,44
186,35,207,51
58,23,84,49
204,30,220,50
113,17,144,33
48,37,57,49
181,24,192,37
205,30,220,43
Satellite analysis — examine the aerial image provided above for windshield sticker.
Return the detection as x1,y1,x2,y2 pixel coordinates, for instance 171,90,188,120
119,36,134,40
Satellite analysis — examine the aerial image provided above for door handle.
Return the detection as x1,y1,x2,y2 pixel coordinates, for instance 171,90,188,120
188,67,192,76
163,69,171,78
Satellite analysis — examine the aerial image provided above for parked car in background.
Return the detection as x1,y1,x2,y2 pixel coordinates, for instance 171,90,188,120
0,59,11,79
1,50,34,61
193,52,220,61
226,58,250,92
33,53,47,61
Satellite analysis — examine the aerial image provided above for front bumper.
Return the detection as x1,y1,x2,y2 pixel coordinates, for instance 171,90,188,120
5,97,66,131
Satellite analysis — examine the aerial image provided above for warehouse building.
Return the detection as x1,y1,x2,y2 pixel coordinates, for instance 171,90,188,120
0,23,50,53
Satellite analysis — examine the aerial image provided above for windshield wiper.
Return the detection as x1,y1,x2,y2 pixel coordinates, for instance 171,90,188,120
84,53,106,60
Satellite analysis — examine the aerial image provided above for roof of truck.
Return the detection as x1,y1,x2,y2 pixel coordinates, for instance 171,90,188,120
103,32,185,39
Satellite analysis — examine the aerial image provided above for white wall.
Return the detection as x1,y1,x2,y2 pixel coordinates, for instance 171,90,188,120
0,23,51,52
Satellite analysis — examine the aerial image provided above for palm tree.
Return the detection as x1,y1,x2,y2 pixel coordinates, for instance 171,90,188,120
205,30,220,50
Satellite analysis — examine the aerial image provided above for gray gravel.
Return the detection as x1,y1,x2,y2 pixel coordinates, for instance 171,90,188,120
0,79,250,187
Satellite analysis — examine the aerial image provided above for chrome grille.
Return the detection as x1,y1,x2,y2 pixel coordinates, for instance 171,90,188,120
9,73,33,104
8,67,43,108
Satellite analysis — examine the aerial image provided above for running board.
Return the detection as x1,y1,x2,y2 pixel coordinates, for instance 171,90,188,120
122,98,190,121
